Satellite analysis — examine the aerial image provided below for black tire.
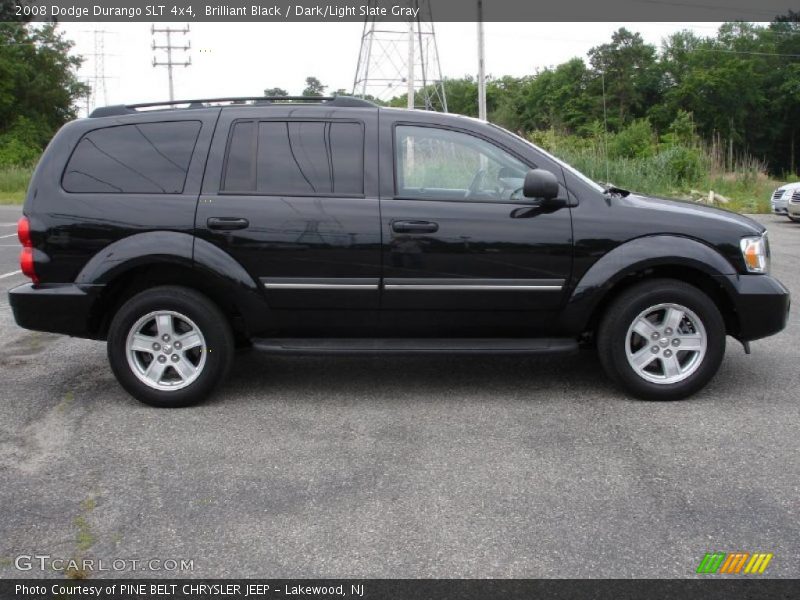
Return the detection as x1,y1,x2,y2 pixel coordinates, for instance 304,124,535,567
597,279,726,401
788,216,800,223
107,286,234,407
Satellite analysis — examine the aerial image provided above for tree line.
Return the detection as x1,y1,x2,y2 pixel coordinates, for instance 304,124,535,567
392,20,800,176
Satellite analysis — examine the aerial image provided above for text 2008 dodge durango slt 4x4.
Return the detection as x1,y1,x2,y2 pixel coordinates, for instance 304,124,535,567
9,96,790,407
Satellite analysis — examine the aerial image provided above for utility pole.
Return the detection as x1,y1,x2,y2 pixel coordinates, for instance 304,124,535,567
407,21,415,109
477,0,487,121
152,24,191,101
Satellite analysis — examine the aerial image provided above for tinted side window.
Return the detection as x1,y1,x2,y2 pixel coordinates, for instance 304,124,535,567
222,120,364,196
62,121,201,194
395,125,529,202
223,121,256,191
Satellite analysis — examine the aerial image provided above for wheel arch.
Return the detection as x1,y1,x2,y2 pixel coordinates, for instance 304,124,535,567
77,232,271,340
562,235,741,338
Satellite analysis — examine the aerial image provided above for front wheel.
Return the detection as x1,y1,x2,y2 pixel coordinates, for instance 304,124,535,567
598,279,726,400
107,286,234,407
788,216,800,223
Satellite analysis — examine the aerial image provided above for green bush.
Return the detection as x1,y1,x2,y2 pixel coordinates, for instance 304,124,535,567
0,117,47,167
661,110,698,147
608,119,656,159
652,145,707,184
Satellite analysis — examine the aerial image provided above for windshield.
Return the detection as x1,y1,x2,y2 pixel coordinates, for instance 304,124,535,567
486,123,606,193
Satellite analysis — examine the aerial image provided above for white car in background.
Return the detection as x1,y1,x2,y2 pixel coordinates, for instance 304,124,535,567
771,182,800,221
788,189,800,223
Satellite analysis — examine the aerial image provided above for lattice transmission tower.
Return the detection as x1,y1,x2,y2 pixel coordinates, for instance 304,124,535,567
353,0,447,111
81,28,115,114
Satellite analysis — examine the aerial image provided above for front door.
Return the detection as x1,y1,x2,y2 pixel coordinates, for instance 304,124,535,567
196,106,381,336
379,122,574,337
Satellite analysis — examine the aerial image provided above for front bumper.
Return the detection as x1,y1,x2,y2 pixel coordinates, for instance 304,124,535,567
788,202,800,218
772,200,788,214
720,274,790,342
9,283,104,339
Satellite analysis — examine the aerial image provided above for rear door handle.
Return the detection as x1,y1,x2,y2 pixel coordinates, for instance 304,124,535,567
207,217,249,231
391,220,439,234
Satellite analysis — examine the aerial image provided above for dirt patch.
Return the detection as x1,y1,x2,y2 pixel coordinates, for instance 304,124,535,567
0,331,63,368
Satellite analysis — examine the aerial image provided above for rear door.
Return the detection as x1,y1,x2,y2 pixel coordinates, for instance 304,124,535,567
197,105,381,335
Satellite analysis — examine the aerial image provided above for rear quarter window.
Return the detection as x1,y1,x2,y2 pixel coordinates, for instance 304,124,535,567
62,121,201,194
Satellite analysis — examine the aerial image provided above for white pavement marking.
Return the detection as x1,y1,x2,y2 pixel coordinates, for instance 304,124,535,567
0,222,19,226
0,233,18,239
0,270,21,279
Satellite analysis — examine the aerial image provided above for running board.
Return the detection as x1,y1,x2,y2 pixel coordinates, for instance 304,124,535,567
251,337,579,356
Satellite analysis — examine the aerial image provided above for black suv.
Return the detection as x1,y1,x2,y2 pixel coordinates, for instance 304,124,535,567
9,96,790,407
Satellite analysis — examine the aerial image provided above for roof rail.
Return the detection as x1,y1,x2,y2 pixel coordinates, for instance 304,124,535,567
89,95,377,118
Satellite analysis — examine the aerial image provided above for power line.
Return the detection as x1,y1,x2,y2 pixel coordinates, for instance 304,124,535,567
636,0,796,18
482,32,800,60
697,47,800,57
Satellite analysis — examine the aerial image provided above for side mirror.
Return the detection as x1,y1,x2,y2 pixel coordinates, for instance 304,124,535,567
523,169,560,201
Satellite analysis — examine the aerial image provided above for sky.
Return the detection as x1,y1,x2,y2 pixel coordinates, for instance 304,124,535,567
57,21,726,113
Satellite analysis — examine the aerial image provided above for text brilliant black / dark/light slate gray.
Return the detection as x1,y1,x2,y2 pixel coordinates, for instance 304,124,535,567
12,0,799,22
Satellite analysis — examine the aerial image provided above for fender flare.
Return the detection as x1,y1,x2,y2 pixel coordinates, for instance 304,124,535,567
75,232,271,335
561,235,738,333
75,231,196,285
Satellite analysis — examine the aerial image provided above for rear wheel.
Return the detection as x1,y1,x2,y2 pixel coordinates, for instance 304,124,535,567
598,279,725,400
107,286,234,407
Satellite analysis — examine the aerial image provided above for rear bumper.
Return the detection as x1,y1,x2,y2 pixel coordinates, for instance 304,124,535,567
8,283,104,339
721,274,790,342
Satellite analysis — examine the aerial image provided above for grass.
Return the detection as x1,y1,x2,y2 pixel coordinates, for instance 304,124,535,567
0,165,32,204
702,173,781,214
66,495,97,580
0,191,25,204
551,148,782,214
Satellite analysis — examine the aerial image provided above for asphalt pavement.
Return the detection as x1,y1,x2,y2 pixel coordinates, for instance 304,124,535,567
0,204,798,579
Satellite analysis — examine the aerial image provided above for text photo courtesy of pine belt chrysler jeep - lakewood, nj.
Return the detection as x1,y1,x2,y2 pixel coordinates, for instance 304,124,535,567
8,96,790,407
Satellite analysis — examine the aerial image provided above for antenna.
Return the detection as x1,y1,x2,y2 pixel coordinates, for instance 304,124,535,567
601,70,610,184
151,24,191,102
352,0,447,111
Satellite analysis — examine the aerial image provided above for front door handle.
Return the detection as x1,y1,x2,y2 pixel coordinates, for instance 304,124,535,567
207,217,250,231
392,220,439,234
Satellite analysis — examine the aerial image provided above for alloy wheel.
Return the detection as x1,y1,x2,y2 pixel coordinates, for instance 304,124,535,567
624,303,708,385
125,310,207,391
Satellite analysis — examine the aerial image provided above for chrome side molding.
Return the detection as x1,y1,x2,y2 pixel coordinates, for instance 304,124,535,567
260,278,564,291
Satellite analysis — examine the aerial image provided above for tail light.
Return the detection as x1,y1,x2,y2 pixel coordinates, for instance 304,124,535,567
18,217,38,284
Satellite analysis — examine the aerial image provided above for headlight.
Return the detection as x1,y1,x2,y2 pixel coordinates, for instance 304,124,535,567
740,234,770,273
